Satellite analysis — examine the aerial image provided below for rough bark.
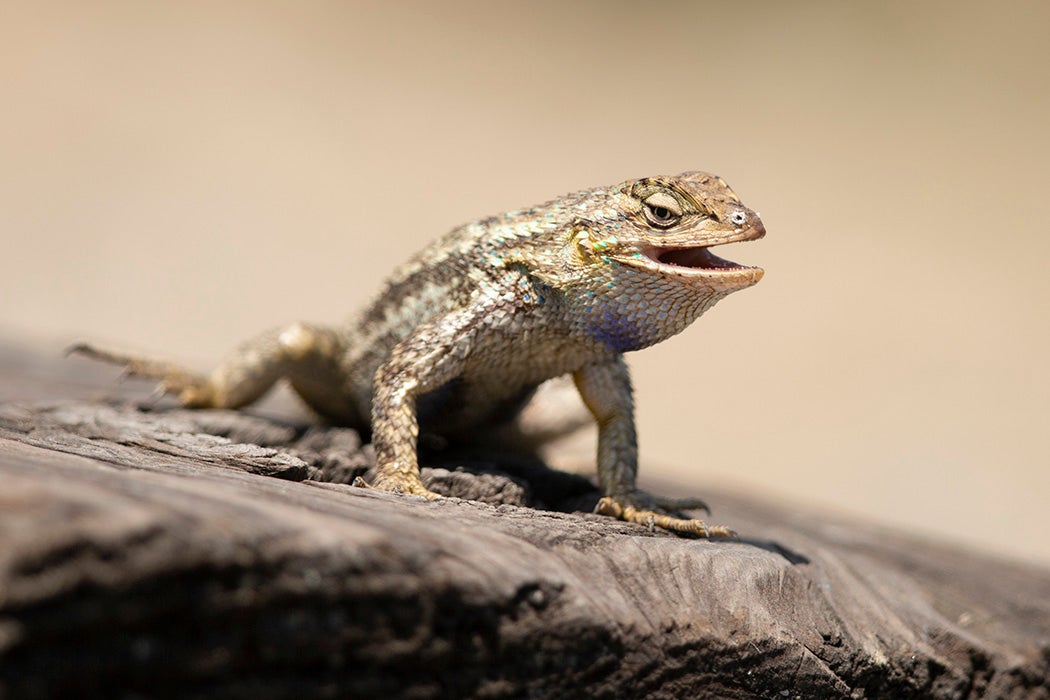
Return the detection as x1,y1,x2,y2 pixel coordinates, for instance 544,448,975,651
0,345,1047,699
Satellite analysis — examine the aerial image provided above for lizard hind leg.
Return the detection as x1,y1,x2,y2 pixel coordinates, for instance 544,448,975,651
68,322,358,421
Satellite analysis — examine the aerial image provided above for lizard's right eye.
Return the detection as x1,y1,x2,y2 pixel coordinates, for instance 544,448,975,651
641,191,683,229
644,202,680,229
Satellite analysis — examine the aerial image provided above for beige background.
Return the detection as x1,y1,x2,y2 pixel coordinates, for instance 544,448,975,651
2,2,1048,565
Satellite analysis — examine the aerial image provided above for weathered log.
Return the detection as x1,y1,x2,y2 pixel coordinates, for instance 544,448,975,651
0,345,1047,699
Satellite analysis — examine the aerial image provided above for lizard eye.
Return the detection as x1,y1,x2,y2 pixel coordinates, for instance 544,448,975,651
642,193,682,229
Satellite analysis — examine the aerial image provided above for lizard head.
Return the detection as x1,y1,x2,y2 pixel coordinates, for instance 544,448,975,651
575,171,765,294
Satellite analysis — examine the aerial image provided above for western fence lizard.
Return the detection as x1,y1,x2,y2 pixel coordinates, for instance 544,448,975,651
72,171,764,537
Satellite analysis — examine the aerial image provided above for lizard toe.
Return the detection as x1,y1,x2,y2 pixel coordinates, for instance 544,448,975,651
596,495,735,538
364,469,444,501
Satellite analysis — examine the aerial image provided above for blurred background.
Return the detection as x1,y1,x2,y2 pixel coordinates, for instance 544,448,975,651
2,1,1047,565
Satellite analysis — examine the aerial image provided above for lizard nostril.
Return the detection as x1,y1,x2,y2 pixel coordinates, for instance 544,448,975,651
730,211,747,226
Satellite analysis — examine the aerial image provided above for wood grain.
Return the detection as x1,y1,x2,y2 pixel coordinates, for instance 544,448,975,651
0,345,1047,699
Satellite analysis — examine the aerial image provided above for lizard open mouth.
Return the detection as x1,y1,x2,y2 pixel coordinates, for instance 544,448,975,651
650,246,750,271
622,222,765,286
628,241,764,287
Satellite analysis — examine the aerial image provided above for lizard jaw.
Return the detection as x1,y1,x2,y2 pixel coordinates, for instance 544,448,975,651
627,240,763,287
649,245,750,271
624,220,766,287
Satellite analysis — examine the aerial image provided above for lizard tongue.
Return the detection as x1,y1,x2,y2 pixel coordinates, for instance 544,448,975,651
657,247,743,270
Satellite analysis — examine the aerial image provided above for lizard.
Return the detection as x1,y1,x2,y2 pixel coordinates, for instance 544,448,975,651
71,171,765,537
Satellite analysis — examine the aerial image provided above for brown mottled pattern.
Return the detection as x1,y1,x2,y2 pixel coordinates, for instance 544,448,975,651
71,171,765,536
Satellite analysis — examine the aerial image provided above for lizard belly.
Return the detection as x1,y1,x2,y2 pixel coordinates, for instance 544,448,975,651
419,324,610,437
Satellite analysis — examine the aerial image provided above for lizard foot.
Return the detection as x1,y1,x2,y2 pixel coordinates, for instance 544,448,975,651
354,466,443,501
67,343,216,406
595,493,736,538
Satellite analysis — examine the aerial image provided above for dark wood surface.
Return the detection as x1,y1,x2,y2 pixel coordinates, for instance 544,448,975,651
1,343,1048,699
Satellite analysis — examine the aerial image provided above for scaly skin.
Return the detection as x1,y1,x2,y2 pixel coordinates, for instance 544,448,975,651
71,171,765,537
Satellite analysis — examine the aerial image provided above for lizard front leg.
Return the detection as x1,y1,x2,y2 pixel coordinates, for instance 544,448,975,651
573,357,735,538
363,307,481,499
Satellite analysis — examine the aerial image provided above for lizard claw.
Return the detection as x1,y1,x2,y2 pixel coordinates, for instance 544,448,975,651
68,342,215,406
